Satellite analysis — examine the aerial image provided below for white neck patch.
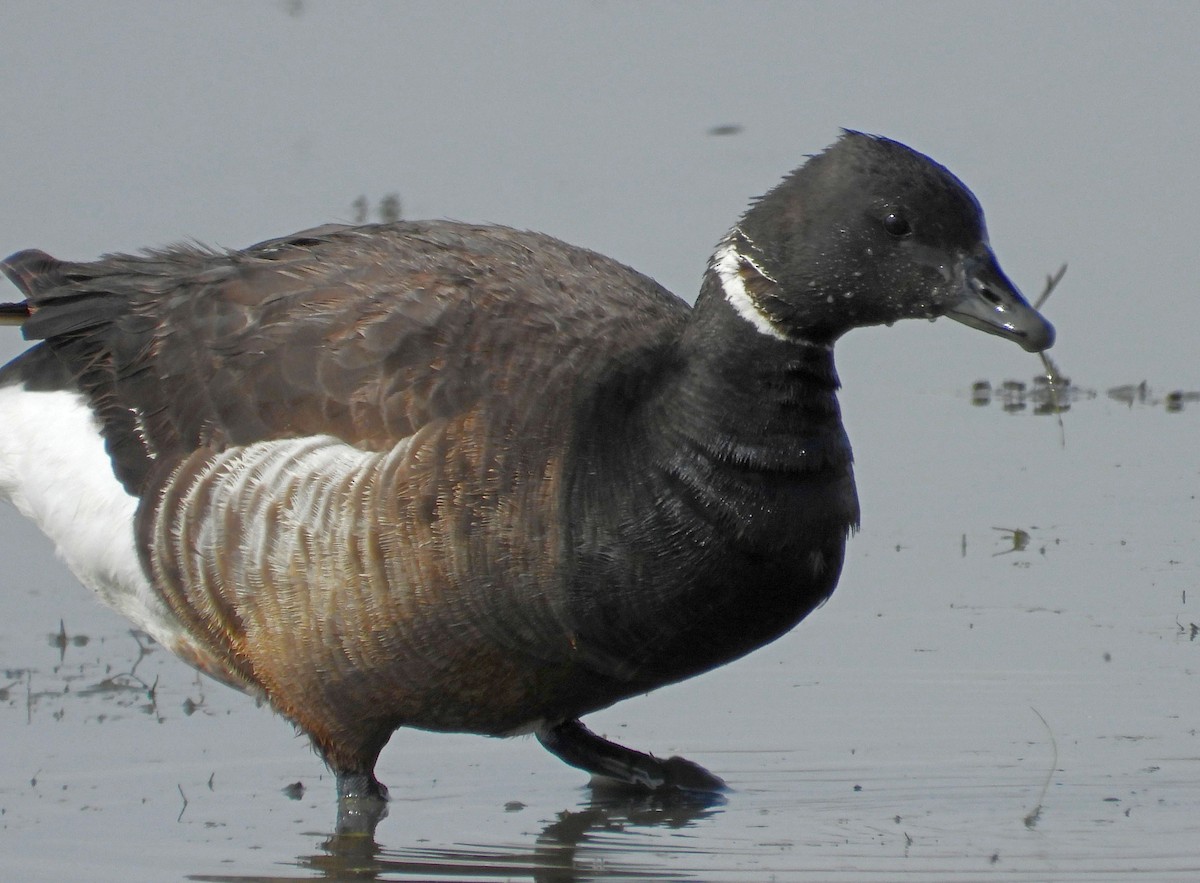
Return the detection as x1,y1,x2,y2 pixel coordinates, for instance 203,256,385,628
711,230,790,342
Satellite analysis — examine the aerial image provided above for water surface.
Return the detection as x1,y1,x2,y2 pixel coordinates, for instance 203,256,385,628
3,385,1196,881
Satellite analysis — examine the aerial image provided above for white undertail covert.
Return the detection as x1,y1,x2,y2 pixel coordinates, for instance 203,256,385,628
0,385,177,642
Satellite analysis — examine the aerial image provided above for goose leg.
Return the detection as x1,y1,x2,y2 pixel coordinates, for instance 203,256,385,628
335,770,389,802
537,719,726,793
334,770,389,836
326,735,390,804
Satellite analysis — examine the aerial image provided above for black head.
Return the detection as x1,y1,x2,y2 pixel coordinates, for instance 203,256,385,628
713,131,1054,352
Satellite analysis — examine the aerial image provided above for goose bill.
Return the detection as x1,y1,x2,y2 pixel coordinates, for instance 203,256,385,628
945,250,1055,353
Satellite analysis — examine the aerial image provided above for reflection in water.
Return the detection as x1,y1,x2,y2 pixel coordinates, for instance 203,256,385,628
969,376,1085,414
1106,381,1200,412
971,376,1200,414
190,789,725,882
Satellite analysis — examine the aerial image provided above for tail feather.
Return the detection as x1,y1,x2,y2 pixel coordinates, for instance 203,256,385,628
2,249,64,296
2,249,59,327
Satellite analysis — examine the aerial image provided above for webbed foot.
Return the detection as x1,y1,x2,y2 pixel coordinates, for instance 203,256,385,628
537,719,727,793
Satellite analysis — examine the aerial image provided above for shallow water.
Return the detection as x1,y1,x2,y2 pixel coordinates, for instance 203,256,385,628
3,382,1197,881
2,2,1199,880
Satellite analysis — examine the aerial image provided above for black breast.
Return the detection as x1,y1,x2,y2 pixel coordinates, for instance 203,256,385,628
555,278,858,706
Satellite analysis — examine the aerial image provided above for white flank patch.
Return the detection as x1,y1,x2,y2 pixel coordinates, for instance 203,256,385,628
176,436,387,587
157,432,416,621
0,385,182,646
712,232,790,341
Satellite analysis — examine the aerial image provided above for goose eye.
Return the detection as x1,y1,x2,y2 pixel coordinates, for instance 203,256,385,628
883,211,912,238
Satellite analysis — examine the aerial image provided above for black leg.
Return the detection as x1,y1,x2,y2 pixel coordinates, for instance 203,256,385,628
336,770,389,802
334,770,389,836
537,719,727,793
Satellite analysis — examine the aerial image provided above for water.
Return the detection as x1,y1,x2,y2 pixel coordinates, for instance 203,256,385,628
3,382,1195,881
2,3,1198,880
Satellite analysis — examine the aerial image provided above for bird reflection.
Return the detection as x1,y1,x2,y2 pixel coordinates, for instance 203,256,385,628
287,787,726,882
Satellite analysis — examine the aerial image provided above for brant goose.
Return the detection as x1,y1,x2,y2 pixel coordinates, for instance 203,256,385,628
0,132,1053,809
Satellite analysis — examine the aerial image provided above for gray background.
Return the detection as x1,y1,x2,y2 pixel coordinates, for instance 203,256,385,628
1,3,1197,880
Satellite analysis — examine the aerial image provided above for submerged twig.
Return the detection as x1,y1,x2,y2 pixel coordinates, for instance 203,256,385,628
1034,265,1068,446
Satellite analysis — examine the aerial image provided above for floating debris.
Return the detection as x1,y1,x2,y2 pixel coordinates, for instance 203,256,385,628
1106,383,1200,411
1107,381,1149,407
282,781,306,800
972,378,1199,413
970,375,1088,413
993,527,1031,556
1023,707,1058,829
